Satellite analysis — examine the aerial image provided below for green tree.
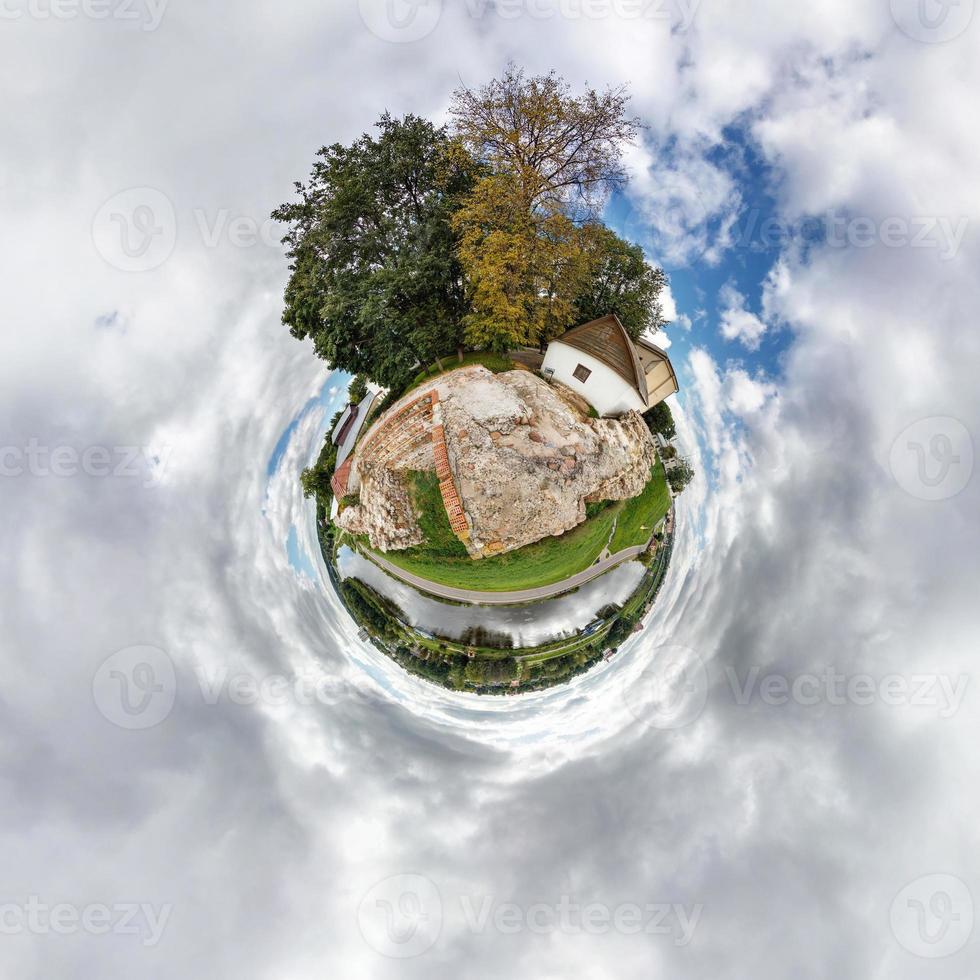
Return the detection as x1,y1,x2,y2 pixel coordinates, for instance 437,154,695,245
643,400,676,440
300,426,339,500
347,374,368,405
464,660,489,685
300,466,328,500
273,114,478,389
667,459,695,495
575,224,668,339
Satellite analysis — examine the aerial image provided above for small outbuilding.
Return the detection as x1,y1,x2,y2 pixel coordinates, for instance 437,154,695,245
541,313,678,418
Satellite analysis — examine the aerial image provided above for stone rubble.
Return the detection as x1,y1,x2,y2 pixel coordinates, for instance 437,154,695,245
337,365,657,558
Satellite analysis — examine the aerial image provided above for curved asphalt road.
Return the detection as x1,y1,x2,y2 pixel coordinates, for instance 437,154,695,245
365,545,648,605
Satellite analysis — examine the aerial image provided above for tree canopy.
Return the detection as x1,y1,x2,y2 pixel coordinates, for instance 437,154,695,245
273,113,477,389
449,65,645,351
276,68,673,378
452,172,590,350
644,400,677,440
667,458,695,495
575,224,668,340
347,374,368,405
450,63,641,219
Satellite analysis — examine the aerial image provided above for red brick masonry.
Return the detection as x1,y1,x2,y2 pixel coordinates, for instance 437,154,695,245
336,388,470,542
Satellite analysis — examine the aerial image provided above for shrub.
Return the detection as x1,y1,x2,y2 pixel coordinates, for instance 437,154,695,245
643,400,676,440
348,374,369,405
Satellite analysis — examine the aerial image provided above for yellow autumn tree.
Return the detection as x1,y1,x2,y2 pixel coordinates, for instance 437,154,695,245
452,173,591,350
451,65,641,350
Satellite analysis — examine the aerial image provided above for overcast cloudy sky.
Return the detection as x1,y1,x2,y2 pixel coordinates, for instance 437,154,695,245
2,0,979,976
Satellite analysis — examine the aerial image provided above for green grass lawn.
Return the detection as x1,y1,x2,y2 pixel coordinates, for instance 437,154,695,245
369,470,618,592
609,459,671,553
362,458,669,594
405,471,469,559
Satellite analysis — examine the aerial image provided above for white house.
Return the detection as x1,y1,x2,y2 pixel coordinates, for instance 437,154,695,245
541,314,678,417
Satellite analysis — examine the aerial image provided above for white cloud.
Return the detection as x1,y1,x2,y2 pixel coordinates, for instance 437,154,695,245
724,367,778,416
659,280,692,331
718,282,769,349
2,3,980,978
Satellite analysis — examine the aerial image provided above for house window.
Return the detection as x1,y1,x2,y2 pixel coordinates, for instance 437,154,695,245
573,363,592,383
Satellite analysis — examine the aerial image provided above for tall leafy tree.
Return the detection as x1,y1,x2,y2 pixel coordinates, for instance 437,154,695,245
575,224,669,340
450,65,641,350
273,114,478,388
451,63,641,218
452,173,589,350
667,459,695,495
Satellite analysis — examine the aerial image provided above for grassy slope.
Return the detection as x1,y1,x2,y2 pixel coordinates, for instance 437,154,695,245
371,461,668,592
609,459,671,553
407,471,468,559
371,470,619,592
